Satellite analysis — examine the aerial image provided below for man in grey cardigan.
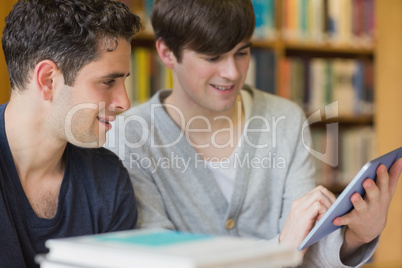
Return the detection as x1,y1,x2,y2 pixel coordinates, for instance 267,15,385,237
106,0,402,267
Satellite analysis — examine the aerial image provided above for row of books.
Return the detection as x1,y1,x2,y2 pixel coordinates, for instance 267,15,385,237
278,56,374,116
127,0,277,41
37,229,301,268
126,46,375,119
246,51,375,116
310,126,376,188
126,47,172,106
252,0,276,40
123,0,375,47
246,49,276,95
282,0,375,45
126,47,275,106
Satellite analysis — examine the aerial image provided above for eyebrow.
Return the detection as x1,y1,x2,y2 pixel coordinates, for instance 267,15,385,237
100,72,130,80
238,42,252,51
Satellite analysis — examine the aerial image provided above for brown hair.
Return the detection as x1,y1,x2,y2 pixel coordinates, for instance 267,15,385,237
151,0,255,62
2,0,143,90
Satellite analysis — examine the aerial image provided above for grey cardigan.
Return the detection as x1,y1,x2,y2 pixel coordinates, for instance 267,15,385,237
106,87,377,267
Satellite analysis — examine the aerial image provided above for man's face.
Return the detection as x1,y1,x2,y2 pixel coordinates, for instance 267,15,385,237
56,38,131,148
170,41,251,114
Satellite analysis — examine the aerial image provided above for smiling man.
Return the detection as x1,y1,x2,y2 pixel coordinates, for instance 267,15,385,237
106,0,402,267
0,1,142,267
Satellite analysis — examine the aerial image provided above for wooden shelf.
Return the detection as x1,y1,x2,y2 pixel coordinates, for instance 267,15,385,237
132,31,155,47
252,38,374,56
134,31,154,41
251,38,279,49
283,40,374,55
139,33,375,57
306,113,374,125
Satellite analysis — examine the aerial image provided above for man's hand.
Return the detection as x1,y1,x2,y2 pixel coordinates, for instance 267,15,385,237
333,158,402,257
279,185,336,255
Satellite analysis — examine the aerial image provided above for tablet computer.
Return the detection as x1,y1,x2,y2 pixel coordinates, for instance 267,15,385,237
298,146,402,251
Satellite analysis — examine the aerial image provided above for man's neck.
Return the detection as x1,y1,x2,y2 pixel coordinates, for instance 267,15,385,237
4,98,66,218
5,99,67,180
162,91,245,160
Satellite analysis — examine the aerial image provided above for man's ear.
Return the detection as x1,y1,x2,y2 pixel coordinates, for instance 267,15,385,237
155,38,176,69
34,60,58,101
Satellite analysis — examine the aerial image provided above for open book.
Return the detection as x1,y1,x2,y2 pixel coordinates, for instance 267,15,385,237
37,229,301,268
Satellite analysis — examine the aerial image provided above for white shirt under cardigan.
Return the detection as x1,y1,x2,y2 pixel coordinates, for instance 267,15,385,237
106,86,378,268
205,89,253,203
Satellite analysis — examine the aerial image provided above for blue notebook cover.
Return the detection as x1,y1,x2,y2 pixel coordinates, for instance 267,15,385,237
96,230,211,247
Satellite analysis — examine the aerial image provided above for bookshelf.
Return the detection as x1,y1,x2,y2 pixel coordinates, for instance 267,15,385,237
0,0,400,264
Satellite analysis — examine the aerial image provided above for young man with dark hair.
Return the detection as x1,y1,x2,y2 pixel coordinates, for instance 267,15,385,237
0,0,142,267
106,0,402,266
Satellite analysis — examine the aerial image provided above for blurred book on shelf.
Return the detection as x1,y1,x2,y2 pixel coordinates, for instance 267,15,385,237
281,0,375,46
278,57,374,117
125,47,172,106
247,49,276,94
251,0,277,40
310,126,376,191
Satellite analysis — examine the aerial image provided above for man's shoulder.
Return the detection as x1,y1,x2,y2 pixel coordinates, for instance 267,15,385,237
0,103,6,113
248,87,305,116
69,144,120,160
67,144,127,176
122,102,153,120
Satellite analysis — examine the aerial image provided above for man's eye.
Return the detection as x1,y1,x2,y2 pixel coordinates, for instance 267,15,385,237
237,51,249,56
103,80,115,86
206,56,220,62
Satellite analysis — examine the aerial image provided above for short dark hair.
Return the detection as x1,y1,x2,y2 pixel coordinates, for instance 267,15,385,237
151,0,255,62
2,0,143,90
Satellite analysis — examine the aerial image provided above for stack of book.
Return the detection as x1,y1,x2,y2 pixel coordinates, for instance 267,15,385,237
36,229,301,268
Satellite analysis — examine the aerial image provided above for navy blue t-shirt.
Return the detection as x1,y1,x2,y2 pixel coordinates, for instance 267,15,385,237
0,103,137,268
